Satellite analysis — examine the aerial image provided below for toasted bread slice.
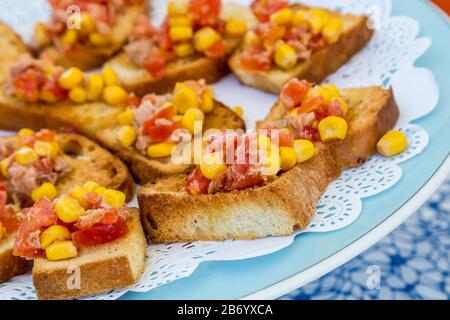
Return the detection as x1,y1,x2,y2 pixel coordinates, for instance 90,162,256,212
229,5,374,94
0,22,127,139
0,133,135,202
38,2,148,70
104,3,257,96
97,101,246,184
0,233,27,283
32,208,146,300
138,87,399,242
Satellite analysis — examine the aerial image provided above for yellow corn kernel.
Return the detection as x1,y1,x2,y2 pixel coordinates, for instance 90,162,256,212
0,158,10,178
292,10,307,26
169,16,192,27
45,240,78,261
231,105,244,117
194,27,221,52
201,92,214,113
15,147,38,165
270,8,294,25
40,87,58,103
18,128,35,145
69,86,87,104
60,29,77,46
225,18,247,36
34,141,59,159
169,26,193,42
58,67,84,90
80,13,96,34
87,73,104,101
55,196,86,223
173,115,183,122
293,139,315,163
261,150,281,176
377,131,408,157
0,222,4,241
322,83,341,98
200,152,227,180
258,134,274,152
318,116,348,142
244,31,259,45
94,186,106,196
174,43,194,57
181,108,205,134
279,147,297,171
34,22,51,47
333,97,348,115
322,17,343,44
168,0,189,16
31,182,57,202
82,181,100,193
174,84,200,113
69,186,89,209
116,125,137,148
274,42,298,70
89,32,111,46
103,86,128,106
116,109,135,125
307,8,331,34
103,189,126,208
40,225,71,249
310,85,333,105
147,142,175,158
102,67,118,86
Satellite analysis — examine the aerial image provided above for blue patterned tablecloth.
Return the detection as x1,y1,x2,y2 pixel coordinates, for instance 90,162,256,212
282,174,450,300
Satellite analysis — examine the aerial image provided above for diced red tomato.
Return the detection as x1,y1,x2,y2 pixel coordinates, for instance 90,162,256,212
251,0,289,22
254,22,286,47
240,45,272,72
23,129,56,147
75,208,119,230
262,127,294,147
13,198,57,258
41,75,68,103
142,104,180,143
185,168,211,195
0,184,20,233
128,93,142,108
204,39,226,59
189,0,221,27
296,126,320,141
280,79,311,109
131,14,154,39
72,217,129,247
298,96,326,114
142,48,169,79
223,165,264,191
12,68,45,102
155,19,172,51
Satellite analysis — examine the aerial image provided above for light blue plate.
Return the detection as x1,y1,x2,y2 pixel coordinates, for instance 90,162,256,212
121,0,450,300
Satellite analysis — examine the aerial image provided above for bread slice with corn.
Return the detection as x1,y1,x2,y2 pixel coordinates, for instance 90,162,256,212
104,2,258,96
138,86,399,242
36,1,148,70
32,208,146,300
0,23,129,140
229,4,374,94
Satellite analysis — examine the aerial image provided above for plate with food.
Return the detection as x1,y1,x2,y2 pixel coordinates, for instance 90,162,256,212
0,0,448,300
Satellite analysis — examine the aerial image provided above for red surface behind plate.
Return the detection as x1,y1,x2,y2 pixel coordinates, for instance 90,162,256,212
432,0,450,15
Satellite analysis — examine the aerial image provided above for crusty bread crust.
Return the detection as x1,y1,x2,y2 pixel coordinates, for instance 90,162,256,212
138,87,399,242
229,4,374,94
32,209,146,300
104,3,257,95
0,133,135,202
0,234,27,283
38,2,148,70
97,101,246,184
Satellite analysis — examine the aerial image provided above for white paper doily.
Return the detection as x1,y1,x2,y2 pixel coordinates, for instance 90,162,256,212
0,0,439,300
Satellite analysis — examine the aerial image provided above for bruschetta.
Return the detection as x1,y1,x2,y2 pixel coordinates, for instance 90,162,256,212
34,0,148,70
97,79,245,184
229,0,374,93
104,0,257,96
13,184,146,300
138,80,400,242
0,129,135,284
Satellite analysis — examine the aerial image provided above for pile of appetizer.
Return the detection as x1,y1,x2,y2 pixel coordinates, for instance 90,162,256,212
0,0,409,299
